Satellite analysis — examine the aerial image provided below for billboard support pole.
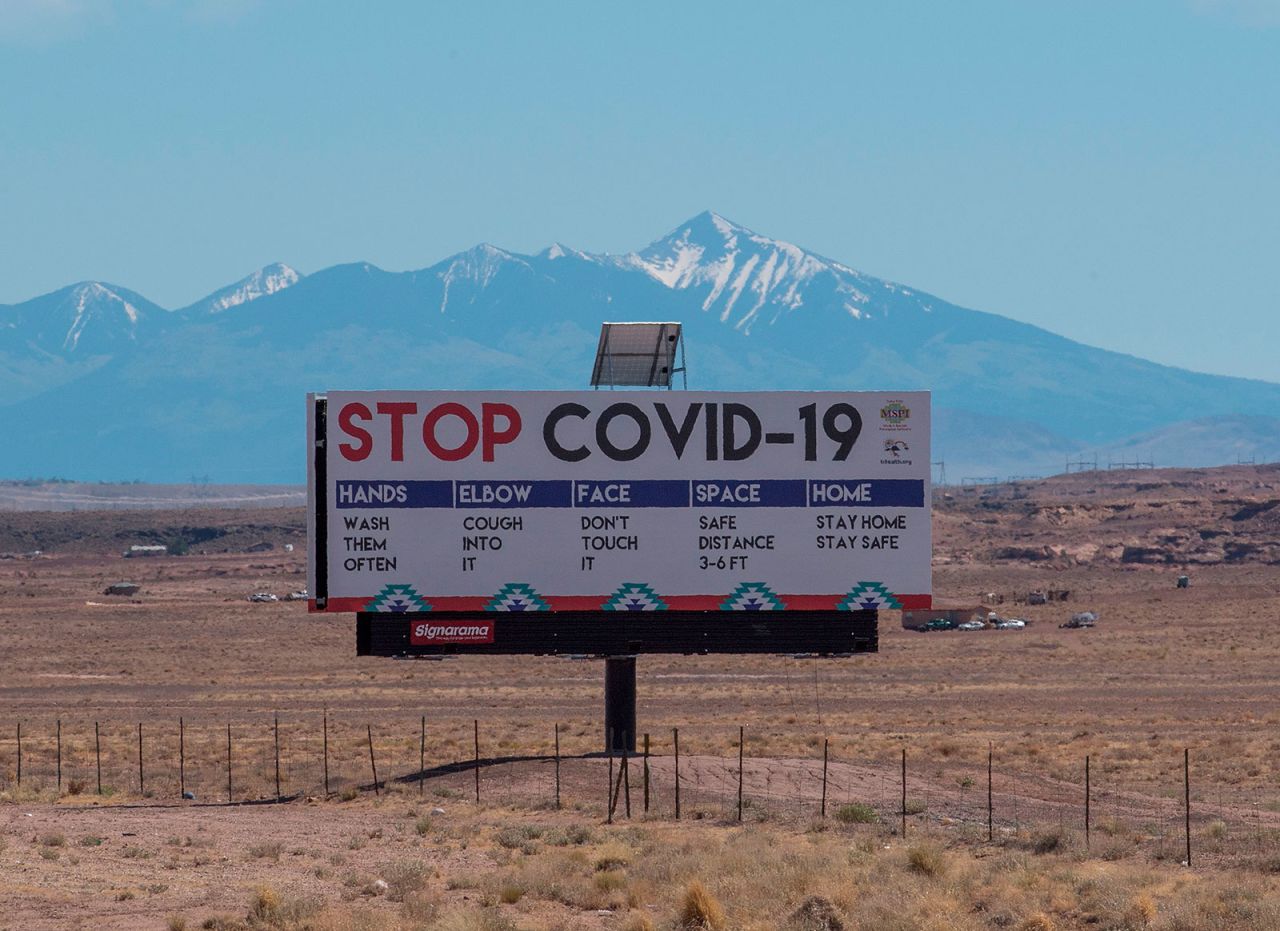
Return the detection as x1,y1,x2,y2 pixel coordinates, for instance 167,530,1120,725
604,657,637,753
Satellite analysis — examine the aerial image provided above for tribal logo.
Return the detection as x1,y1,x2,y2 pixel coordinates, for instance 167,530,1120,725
365,583,432,613
839,581,902,611
720,582,785,611
603,582,668,611
485,582,550,612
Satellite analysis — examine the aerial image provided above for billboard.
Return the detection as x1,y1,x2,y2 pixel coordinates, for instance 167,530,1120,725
307,390,930,654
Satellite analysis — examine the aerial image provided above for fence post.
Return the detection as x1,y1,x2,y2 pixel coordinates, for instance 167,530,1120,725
56,719,62,794
643,732,650,814
1085,754,1091,850
137,723,144,797
987,742,993,843
322,709,329,797
472,719,480,804
821,738,829,819
901,748,907,838
673,727,680,820
179,718,185,799
15,722,21,787
419,715,426,796
274,716,282,800
226,723,233,802
607,728,615,823
95,722,102,795
737,725,744,822
1184,748,1192,867
623,737,632,819
367,724,380,796
554,723,561,810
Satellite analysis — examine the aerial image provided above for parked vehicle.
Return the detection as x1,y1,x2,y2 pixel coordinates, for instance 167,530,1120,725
957,620,985,631
247,592,278,603
996,618,1026,629
1060,611,1098,629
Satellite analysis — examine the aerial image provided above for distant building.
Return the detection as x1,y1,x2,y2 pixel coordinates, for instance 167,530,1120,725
123,544,167,558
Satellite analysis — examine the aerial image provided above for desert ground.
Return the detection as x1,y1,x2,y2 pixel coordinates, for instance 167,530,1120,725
1,465,1278,930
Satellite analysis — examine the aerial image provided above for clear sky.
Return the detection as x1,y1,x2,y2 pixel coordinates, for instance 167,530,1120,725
1,0,1277,381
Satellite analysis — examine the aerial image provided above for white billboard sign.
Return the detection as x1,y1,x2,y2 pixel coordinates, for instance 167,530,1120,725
308,391,930,614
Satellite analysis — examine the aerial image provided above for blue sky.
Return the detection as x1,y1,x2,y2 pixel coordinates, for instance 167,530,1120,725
1,0,1277,381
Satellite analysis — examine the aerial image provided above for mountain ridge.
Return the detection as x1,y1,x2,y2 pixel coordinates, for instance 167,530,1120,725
1,212,1277,482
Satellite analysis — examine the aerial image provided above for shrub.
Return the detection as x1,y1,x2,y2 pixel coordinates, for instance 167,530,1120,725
248,885,280,922
834,803,877,825
248,841,283,861
1030,829,1065,855
787,895,845,931
679,880,727,931
382,860,430,901
40,832,66,847
906,844,946,878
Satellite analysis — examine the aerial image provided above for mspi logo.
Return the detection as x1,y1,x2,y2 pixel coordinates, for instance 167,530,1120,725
410,619,495,645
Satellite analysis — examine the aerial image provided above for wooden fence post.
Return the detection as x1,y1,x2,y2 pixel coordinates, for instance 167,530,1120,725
95,722,102,795
367,724,380,796
179,717,185,799
137,723,144,797
673,727,680,820
274,716,282,800
901,748,907,838
623,737,632,819
472,720,480,804
56,719,62,794
322,710,329,797
821,738,829,818
1085,754,1091,850
226,723,232,802
15,722,21,787
554,723,561,810
419,715,426,796
737,725,744,822
1184,748,1192,867
987,742,993,843
607,728,615,823
642,732,650,814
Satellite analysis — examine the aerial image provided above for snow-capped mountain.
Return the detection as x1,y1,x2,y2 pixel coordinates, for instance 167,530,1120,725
1,212,1278,482
619,211,882,331
0,281,160,357
180,263,301,315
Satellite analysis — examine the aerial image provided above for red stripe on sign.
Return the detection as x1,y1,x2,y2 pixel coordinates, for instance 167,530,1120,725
897,594,932,609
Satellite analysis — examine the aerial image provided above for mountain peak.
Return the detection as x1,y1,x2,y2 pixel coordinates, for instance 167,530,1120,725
621,212,871,331
183,263,302,315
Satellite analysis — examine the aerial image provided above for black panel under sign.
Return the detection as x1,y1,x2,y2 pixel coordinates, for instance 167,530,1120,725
356,610,877,657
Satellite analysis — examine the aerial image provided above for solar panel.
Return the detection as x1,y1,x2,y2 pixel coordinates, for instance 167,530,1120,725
590,322,684,388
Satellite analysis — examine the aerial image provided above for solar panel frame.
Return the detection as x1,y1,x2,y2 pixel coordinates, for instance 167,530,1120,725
590,322,684,388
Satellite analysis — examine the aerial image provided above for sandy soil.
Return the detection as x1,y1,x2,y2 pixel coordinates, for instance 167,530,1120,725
1,466,1278,928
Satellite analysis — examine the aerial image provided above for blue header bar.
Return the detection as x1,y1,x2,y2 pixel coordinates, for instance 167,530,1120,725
574,480,689,507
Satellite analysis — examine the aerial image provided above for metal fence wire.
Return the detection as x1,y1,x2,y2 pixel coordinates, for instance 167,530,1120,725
1,717,1276,869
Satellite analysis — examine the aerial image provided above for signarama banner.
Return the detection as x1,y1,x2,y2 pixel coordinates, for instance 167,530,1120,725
308,391,931,614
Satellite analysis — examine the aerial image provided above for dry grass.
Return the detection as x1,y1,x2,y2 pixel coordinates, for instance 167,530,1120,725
679,879,727,930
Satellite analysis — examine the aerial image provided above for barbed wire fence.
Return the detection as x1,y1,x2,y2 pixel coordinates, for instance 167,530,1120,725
1,715,1277,869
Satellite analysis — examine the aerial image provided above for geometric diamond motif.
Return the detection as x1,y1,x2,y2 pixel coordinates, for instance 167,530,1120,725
602,582,668,611
484,582,550,612
364,583,432,613
720,582,785,611
838,581,902,611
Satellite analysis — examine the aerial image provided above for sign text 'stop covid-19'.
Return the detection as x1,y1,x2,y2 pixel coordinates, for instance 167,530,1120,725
307,390,931,617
